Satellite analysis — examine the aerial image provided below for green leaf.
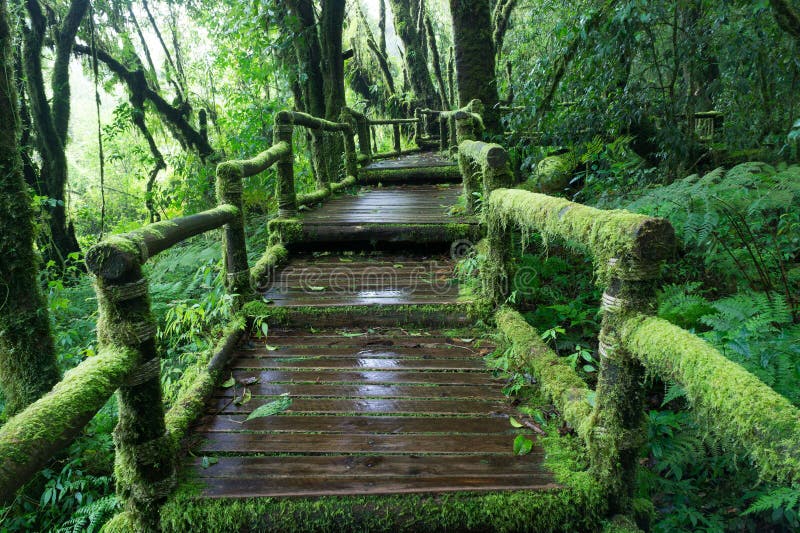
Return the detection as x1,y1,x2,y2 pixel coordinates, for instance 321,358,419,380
264,344,278,351
458,338,474,343
309,286,326,291
338,257,353,262
393,264,404,269
245,393,292,421
234,389,252,406
509,416,523,428
261,322,269,337
221,375,235,388
200,456,218,469
339,332,365,337
513,435,533,456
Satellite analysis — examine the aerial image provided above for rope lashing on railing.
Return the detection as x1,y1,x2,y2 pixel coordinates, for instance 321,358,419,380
124,356,161,387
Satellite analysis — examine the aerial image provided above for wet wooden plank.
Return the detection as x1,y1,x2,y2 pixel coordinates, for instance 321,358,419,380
207,397,509,416
228,370,502,386
198,475,557,499
194,415,512,433
196,432,518,454
230,357,485,371
191,454,545,478
240,346,483,359
362,153,457,170
213,384,498,400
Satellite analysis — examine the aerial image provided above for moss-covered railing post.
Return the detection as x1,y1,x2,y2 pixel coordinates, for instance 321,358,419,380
590,226,674,514
86,241,174,532
459,140,514,215
340,108,359,180
216,163,250,307
274,111,297,217
392,122,402,154
350,108,372,162
455,108,480,213
414,107,423,142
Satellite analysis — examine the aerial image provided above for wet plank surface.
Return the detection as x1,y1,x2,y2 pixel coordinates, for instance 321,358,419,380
362,151,456,170
261,253,464,307
300,184,475,230
189,330,555,499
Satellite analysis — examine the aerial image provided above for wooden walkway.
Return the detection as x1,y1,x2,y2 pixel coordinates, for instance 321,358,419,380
191,330,553,498
298,184,479,244
185,152,556,503
262,254,460,306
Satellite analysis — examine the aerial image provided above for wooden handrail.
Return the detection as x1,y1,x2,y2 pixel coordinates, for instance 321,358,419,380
85,205,239,281
368,118,419,125
620,314,800,485
0,345,139,504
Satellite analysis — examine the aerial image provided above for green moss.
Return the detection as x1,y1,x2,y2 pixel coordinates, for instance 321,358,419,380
100,511,137,532
359,165,461,184
494,307,594,441
241,300,492,328
519,153,578,194
267,218,303,246
0,345,137,501
250,244,289,289
488,188,673,283
297,187,332,207
619,314,800,485
164,321,245,448
330,175,357,192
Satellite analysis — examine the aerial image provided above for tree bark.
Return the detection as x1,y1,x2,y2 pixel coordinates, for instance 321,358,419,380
0,0,60,416
388,0,438,108
449,0,499,132
424,15,449,109
22,0,85,265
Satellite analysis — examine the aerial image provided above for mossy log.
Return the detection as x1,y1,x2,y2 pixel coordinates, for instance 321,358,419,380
297,187,332,207
359,165,461,184
348,107,372,161
85,205,238,282
520,153,579,194
241,300,492,328
458,140,514,213
367,147,424,162
216,141,290,179
164,323,245,447
250,243,289,290
368,118,419,125
330,175,357,192
0,345,137,504
295,222,481,246
487,188,674,281
620,314,800,485
289,110,352,133
495,307,594,441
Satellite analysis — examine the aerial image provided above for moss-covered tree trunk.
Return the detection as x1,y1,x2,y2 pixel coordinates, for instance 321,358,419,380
0,0,60,416
21,0,88,266
388,0,439,110
449,0,500,133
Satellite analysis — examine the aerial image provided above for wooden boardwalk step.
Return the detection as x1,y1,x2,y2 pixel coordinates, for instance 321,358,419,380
296,184,478,244
188,330,555,500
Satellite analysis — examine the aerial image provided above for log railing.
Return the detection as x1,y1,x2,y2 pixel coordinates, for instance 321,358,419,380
0,107,361,528
480,150,800,513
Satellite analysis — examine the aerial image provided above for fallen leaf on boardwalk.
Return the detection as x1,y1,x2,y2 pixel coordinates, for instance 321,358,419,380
264,344,278,351
241,377,260,386
200,456,218,469
234,389,252,406
245,394,292,421
509,416,524,428
221,375,235,388
309,286,326,291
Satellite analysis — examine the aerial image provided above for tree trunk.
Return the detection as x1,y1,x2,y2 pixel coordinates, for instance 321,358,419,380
449,0,499,133
22,0,86,266
388,0,438,109
0,0,60,416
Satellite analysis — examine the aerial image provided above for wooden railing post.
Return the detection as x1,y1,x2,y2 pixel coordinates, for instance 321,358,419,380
393,122,402,154
216,164,250,306
591,251,664,513
274,111,297,217
414,107,422,142
455,110,478,213
340,108,359,179
350,109,372,162
440,113,450,151
88,242,174,531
